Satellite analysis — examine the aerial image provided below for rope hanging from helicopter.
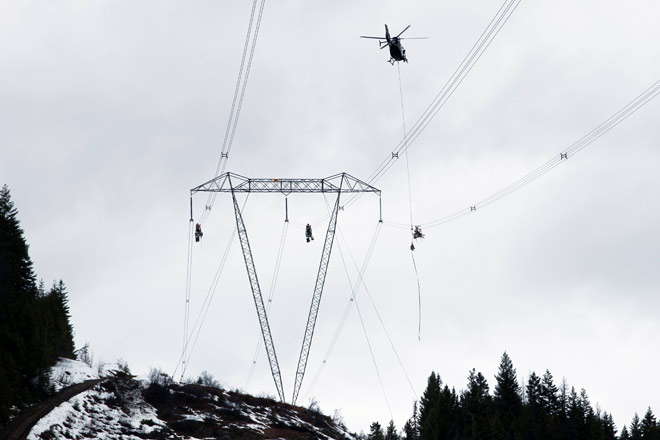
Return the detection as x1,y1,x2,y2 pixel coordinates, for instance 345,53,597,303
307,0,520,230
366,0,522,187
338,0,522,218
396,61,423,341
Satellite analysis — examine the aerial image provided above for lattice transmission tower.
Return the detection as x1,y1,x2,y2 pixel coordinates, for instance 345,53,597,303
190,172,381,404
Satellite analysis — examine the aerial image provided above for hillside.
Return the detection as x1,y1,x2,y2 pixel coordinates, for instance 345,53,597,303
16,359,355,440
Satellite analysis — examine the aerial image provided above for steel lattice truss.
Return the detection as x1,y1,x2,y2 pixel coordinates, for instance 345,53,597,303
191,172,380,404
291,189,341,404
191,172,381,196
231,190,286,402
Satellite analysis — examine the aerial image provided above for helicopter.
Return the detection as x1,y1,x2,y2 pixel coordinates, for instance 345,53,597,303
360,24,427,65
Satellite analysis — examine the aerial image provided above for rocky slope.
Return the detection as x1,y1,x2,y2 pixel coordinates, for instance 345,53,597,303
19,359,355,440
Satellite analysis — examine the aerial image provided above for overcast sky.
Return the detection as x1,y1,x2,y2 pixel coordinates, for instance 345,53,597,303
2,0,660,433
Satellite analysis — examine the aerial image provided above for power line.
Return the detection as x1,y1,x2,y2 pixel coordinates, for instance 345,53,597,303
412,78,660,229
367,0,521,187
339,225,419,401
179,0,268,379
304,221,419,403
199,0,268,225
310,0,521,229
303,222,382,399
334,236,393,421
336,0,522,218
174,195,250,380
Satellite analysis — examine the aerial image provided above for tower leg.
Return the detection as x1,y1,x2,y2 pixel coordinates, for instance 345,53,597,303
292,184,343,404
231,189,285,402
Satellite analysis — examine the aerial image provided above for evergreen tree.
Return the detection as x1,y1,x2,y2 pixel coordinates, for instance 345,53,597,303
493,352,522,439
0,185,37,296
521,371,545,440
526,372,542,407
578,388,602,439
418,372,442,440
44,280,75,360
540,370,560,417
620,425,630,440
462,369,494,439
641,407,659,440
385,420,400,440
402,420,417,440
564,386,585,438
402,402,420,440
602,411,617,440
0,185,76,425
630,413,642,440
559,378,569,419
388,357,654,440
0,184,39,422
368,421,385,440
435,385,460,439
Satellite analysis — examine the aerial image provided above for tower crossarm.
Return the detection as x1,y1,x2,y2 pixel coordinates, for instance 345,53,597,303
191,172,380,196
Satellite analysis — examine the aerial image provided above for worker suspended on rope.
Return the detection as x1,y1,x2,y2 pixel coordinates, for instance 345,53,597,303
410,225,424,251
305,224,314,243
195,223,203,242
412,225,424,240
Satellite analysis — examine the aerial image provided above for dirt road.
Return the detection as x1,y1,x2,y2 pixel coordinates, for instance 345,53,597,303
1,378,106,440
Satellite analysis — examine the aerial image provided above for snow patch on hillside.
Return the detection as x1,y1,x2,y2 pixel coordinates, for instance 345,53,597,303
49,358,98,392
27,385,164,440
27,358,355,439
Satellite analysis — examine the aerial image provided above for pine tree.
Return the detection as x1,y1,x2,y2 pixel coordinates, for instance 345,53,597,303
368,421,385,440
526,372,542,407
462,369,493,440
522,371,544,440
493,352,522,439
44,280,75,360
418,372,442,440
539,370,560,417
0,185,37,297
630,413,642,440
641,407,659,440
435,385,460,439
402,402,420,440
620,425,630,440
559,378,569,418
464,369,491,410
385,420,400,440
579,388,600,440
0,184,39,422
602,411,617,440
0,185,76,425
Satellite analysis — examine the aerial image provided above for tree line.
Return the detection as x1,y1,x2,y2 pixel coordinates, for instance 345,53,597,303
0,185,76,426
365,352,659,440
